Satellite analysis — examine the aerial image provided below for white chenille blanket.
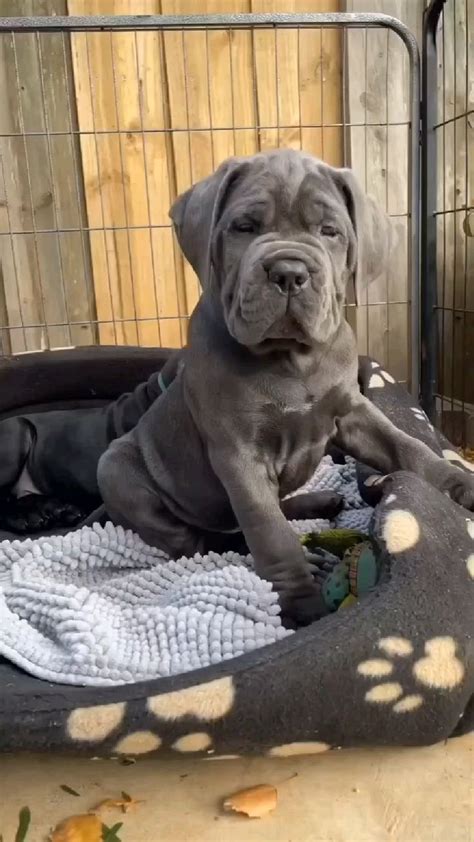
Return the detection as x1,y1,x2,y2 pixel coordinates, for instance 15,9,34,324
0,456,372,686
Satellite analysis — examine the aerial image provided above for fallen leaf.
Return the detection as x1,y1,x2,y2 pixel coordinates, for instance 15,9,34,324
93,795,144,815
15,806,31,842
223,784,277,818
50,814,103,842
118,757,136,766
60,785,81,797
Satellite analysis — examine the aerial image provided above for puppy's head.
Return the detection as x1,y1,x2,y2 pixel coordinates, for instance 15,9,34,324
170,149,392,352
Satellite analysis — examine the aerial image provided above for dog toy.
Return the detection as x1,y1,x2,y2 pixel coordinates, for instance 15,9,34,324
301,527,368,559
302,529,380,612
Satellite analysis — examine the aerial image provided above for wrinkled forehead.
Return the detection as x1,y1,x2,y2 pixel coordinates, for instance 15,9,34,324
226,154,345,217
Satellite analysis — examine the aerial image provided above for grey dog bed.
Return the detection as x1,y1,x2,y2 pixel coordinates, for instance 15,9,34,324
0,347,472,758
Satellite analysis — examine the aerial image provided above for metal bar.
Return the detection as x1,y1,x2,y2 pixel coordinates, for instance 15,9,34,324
450,0,458,423
0,297,413,332
434,305,474,315
420,0,446,418
0,13,429,37
0,120,412,136
434,205,474,216
406,27,421,399
433,108,473,130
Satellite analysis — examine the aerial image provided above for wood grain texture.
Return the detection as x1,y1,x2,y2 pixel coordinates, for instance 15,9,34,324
345,0,424,384
68,0,342,348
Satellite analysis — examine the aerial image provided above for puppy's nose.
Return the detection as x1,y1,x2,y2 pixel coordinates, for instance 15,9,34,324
267,259,310,294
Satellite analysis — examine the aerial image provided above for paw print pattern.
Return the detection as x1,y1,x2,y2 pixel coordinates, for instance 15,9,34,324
443,449,474,473
413,638,465,690
66,676,236,757
357,635,465,714
367,361,396,390
410,406,433,429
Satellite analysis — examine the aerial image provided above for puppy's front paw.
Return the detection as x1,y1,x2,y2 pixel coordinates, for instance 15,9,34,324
280,584,329,629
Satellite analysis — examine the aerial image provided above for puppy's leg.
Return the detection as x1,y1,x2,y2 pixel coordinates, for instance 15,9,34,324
98,445,202,558
209,446,328,626
280,491,343,521
335,395,474,510
0,417,32,491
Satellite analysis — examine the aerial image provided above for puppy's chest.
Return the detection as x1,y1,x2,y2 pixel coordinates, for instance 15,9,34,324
257,390,337,494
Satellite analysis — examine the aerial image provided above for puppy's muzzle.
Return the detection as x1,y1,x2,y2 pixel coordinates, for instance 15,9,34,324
266,257,310,296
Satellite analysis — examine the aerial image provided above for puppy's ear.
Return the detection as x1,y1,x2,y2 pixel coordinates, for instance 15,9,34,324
337,168,393,305
169,157,242,289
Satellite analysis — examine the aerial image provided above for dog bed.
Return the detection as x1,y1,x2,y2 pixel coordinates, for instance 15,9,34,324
0,347,472,757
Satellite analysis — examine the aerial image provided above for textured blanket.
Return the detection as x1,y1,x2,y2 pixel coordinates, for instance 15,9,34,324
0,456,371,686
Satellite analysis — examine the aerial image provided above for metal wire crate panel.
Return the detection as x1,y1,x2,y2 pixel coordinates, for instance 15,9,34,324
422,0,473,446
0,12,418,388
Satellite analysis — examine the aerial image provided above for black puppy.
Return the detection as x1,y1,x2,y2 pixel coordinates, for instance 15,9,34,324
0,352,183,533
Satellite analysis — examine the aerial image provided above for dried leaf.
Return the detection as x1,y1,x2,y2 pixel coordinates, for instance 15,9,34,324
50,814,103,842
118,757,136,766
223,784,277,818
60,785,81,797
94,795,143,815
93,801,119,813
15,806,31,842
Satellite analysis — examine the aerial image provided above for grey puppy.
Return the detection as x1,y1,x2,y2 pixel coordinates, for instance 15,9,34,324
98,149,474,626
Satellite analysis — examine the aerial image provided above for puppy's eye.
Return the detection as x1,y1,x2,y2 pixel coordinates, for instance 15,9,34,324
321,225,339,238
232,218,259,234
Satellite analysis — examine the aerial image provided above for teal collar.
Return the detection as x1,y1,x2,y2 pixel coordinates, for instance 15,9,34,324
158,371,167,394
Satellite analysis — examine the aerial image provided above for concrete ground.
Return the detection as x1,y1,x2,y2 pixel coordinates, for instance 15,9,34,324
0,734,472,841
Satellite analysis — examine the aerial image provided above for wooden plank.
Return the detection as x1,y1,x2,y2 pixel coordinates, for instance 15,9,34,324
160,22,210,334
69,0,171,346
0,0,95,353
251,0,342,159
161,0,251,339
70,21,135,345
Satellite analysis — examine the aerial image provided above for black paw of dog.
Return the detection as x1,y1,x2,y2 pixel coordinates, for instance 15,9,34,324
0,494,85,534
281,491,344,521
